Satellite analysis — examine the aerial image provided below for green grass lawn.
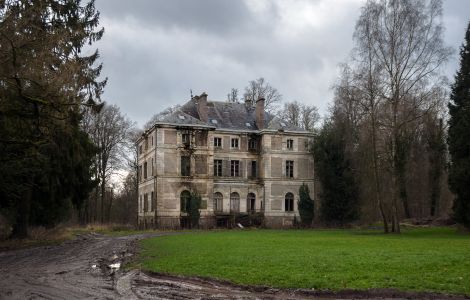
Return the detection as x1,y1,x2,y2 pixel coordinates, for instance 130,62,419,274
139,227,470,295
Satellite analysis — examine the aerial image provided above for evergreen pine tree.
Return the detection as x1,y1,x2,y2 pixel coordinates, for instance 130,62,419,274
298,184,314,226
313,121,359,226
448,21,470,229
188,191,201,228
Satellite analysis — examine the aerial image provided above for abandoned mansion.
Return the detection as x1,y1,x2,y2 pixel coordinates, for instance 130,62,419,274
137,93,314,228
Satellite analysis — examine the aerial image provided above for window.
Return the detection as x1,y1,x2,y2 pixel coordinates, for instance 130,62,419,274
182,133,190,145
248,138,257,150
151,135,154,146
214,137,222,148
285,193,294,212
144,193,148,212
214,192,223,212
231,160,240,177
138,165,142,182
251,161,257,178
286,160,294,178
150,191,154,211
181,156,191,176
151,158,154,176
247,193,256,213
180,190,191,213
231,138,239,149
230,192,240,213
144,161,148,179
214,159,222,177
287,139,294,150
145,139,148,150
139,144,143,154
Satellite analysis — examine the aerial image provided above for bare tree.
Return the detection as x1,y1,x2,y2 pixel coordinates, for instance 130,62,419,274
278,101,320,131
83,104,135,223
353,0,452,232
227,88,239,103
243,77,282,112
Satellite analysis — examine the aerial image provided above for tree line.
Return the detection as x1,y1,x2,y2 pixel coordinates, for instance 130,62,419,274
313,0,470,233
1,0,469,238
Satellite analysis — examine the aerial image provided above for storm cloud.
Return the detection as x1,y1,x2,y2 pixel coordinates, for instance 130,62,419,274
94,0,470,127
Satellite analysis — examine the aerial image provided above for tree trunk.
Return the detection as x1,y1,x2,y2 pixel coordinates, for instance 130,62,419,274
100,175,106,224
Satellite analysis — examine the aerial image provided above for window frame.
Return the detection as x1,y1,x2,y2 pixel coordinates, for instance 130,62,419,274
213,192,223,212
285,192,294,212
231,160,240,177
231,138,239,149
230,192,240,213
214,137,222,148
251,160,257,178
286,160,294,178
180,190,191,213
287,139,294,150
214,159,223,177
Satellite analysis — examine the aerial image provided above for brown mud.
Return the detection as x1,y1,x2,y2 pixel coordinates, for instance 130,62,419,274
0,232,468,300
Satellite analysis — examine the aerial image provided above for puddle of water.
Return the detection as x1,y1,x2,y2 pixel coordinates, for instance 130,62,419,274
109,262,121,270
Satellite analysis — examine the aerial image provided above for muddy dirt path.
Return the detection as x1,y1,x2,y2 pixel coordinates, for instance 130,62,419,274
0,232,467,300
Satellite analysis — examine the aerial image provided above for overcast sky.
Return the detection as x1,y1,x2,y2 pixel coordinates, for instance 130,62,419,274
94,0,470,128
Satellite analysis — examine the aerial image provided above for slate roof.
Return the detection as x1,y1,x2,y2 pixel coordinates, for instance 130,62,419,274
155,98,306,133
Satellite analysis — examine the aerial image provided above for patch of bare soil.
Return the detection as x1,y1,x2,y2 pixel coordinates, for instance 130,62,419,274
0,232,468,300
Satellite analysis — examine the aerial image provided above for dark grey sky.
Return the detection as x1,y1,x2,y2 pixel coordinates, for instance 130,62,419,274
94,0,470,128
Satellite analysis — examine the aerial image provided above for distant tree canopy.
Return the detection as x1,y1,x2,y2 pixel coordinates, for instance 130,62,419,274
448,21,470,229
0,0,105,238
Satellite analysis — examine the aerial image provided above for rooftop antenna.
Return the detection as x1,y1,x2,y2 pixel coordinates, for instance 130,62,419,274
190,89,193,99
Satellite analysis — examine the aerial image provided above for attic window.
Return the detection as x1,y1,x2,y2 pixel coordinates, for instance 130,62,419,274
211,119,218,124
280,122,286,127
246,123,251,127
178,115,186,120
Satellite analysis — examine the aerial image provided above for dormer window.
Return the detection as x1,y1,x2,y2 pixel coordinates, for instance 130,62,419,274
248,138,257,151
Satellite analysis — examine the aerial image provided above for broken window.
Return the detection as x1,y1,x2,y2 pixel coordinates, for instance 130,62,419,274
247,193,256,213
214,137,222,148
230,192,240,213
231,160,240,177
231,138,239,149
181,156,191,176
285,192,294,212
180,190,191,213
214,159,222,177
287,139,294,150
214,192,223,212
286,160,294,178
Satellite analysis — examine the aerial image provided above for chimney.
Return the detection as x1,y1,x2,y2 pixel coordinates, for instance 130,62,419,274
255,97,265,130
196,92,208,123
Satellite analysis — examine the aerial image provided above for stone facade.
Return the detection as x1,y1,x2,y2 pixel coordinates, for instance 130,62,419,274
137,93,314,229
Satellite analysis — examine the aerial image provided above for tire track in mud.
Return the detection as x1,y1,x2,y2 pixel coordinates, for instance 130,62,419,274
0,232,467,300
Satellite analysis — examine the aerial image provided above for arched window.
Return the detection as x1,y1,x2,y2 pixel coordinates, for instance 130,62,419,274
285,192,294,212
214,192,223,212
247,193,256,213
230,192,240,213
180,190,191,213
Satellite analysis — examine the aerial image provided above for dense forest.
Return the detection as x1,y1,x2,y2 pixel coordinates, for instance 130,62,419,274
1,0,469,239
